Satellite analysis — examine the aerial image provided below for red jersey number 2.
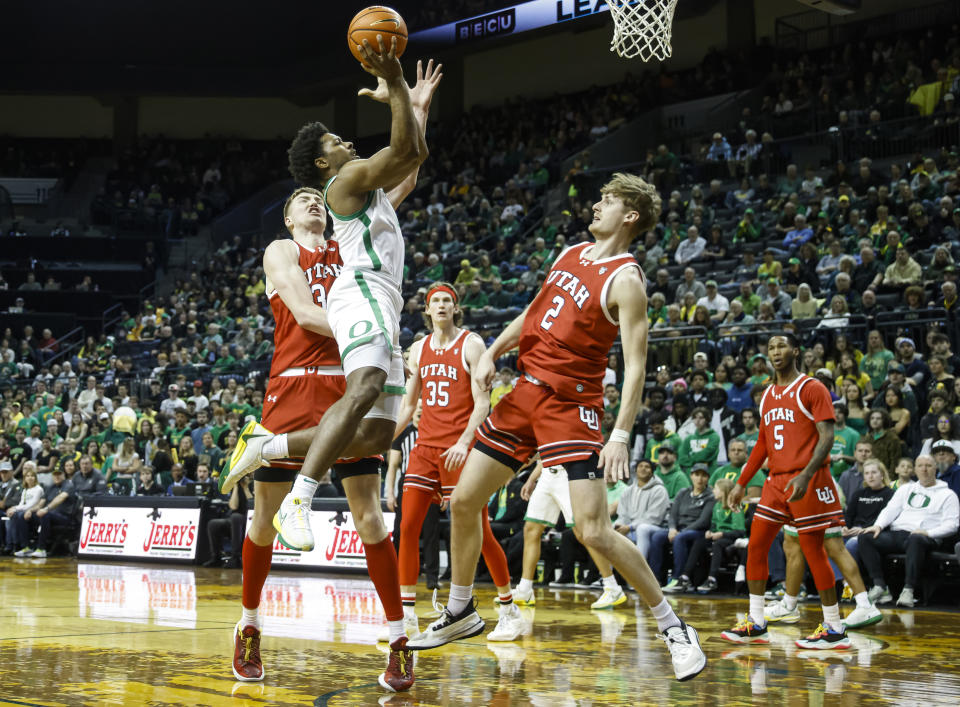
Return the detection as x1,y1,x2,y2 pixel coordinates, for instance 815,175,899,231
540,295,564,330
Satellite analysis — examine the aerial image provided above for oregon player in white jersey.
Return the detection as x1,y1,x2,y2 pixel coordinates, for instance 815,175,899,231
218,51,441,692
219,42,439,554
322,176,406,411
271,38,429,548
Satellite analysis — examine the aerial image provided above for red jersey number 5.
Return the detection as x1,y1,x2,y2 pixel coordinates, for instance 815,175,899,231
773,424,784,450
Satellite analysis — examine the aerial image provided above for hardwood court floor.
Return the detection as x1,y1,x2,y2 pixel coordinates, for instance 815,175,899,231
2,558,960,706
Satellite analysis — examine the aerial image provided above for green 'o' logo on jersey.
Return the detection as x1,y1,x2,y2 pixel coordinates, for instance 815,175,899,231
350,320,373,339
907,491,931,509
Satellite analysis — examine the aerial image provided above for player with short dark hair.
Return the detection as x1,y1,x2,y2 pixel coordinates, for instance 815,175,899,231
224,56,442,693
722,334,851,649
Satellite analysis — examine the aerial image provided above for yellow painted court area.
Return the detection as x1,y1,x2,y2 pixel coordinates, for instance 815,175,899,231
2,559,960,706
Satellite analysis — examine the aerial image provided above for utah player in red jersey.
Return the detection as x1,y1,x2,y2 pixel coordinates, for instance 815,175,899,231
232,187,413,688
230,186,349,682
408,174,707,682
720,333,851,650
391,283,520,642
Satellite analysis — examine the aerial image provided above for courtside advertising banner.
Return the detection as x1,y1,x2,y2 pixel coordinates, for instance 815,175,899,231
78,503,202,560
247,509,396,570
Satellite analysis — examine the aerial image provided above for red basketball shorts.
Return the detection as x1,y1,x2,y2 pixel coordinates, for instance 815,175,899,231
402,444,466,503
475,377,604,471
262,371,345,434
259,369,380,477
754,465,845,534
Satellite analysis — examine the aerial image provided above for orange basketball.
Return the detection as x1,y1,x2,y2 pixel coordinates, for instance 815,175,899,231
347,6,408,65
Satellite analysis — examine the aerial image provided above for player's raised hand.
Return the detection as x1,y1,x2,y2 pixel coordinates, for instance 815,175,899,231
598,439,629,483
785,472,812,502
358,77,389,104
410,59,443,113
440,441,469,471
357,35,403,82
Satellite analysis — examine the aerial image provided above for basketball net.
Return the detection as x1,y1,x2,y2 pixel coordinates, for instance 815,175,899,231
609,0,678,62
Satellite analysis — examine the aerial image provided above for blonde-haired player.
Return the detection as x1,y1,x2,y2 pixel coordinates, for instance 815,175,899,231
410,173,708,682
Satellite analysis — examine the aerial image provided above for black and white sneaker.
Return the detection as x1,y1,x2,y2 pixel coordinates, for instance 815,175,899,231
658,620,707,681
406,597,485,650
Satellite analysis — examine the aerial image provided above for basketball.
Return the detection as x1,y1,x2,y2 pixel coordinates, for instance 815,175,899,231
347,6,408,65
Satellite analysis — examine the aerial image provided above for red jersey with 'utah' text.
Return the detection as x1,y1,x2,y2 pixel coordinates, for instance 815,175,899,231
268,240,343,375
519,242,642,406
416,329,477,448
757,374,835,476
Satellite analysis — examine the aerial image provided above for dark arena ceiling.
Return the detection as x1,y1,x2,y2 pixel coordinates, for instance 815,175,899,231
3,0,720,96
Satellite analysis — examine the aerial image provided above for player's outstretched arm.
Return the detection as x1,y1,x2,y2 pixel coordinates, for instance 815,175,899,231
336,37,424,199
356,60,442,208
598,269,648,482
263,240,332,337
442,333,490,470
475,305,531,391
393,339,424,439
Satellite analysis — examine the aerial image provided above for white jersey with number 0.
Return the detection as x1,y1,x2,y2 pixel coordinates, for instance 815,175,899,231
323,176,404,290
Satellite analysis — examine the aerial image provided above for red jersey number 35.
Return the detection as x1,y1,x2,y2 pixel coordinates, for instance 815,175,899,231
425,380,449,407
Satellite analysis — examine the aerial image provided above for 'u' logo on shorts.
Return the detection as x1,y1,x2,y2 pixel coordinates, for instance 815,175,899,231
579,406,599,431
815,486,836,504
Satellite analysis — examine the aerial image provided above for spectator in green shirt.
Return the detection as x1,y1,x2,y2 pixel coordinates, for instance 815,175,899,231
212,345,236,373
654,444,690,500
543,236,567,269
733,208,762,243
678,407,721,474
830,402,861,479
36,394,62,436
641,413,682,466
708,439,765,501
529,237,551,263
603,384,621,421
692,478,748,593
861,329,895,391
533,218,557,245
209,406,230,448
166,410,192,449
736,408,760,455
735,281,762,317
422,253,444,282
460,281,488,310
197,432,224,474
486,278,514,311
16,411,40,435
